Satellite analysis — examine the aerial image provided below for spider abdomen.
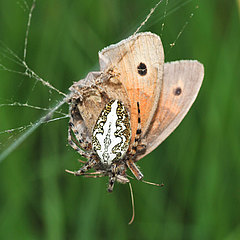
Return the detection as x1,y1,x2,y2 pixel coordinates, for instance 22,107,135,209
92,100,131,165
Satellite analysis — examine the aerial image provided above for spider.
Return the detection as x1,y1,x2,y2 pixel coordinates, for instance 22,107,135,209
66,98,144,192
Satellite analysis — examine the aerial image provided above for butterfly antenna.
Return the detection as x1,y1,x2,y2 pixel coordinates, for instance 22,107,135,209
128,182,135,225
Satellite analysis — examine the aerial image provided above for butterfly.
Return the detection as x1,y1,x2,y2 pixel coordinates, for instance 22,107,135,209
66,32,204,192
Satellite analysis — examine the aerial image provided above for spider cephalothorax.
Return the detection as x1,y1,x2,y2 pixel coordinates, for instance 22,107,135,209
67,98,143,192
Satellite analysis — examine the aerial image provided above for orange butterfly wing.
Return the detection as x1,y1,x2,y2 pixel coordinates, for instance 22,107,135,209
99,32,164,142
136,60,204,161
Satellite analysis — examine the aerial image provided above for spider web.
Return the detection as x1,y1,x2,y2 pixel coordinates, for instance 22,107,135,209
0,0,199,162
0,0,69,161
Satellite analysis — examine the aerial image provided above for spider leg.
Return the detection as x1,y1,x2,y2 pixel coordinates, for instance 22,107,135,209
126,160,143,180
108,177,115,192
129,102,142,156
136,138,147,155
127,102,144,180
81,171,105,178
65,158,99,176
107,164,117,192
69,104,92,151
81,171,104,175
78,159,87,163
83,174,105,179
68,126,92,159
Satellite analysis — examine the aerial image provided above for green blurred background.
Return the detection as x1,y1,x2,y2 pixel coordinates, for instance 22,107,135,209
0,0,240,239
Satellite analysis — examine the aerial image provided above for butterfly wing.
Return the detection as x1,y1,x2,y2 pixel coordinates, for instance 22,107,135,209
99,32,164,141
136,60,204,161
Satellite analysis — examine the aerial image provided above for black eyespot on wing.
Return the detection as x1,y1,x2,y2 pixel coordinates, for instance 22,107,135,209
174,87,182,96
137,62,147,76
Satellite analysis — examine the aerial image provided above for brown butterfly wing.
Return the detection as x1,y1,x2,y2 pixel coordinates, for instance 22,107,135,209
136,60,204,161
99,32,164,142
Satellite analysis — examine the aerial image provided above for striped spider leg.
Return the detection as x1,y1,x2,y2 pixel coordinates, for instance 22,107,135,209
126,102,145,181
68,97,92,151
66,97,99,175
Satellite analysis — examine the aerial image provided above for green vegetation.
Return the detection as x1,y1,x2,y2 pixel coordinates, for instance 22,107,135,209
0,0,239,239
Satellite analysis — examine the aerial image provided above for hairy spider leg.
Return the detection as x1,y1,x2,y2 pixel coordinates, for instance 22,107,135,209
126,102,144,180
68,126,92,159
69,104,92,151
129,102,142,156
81,171,105,178
65,157,99,176
67,124,103,176
107,163,118,192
